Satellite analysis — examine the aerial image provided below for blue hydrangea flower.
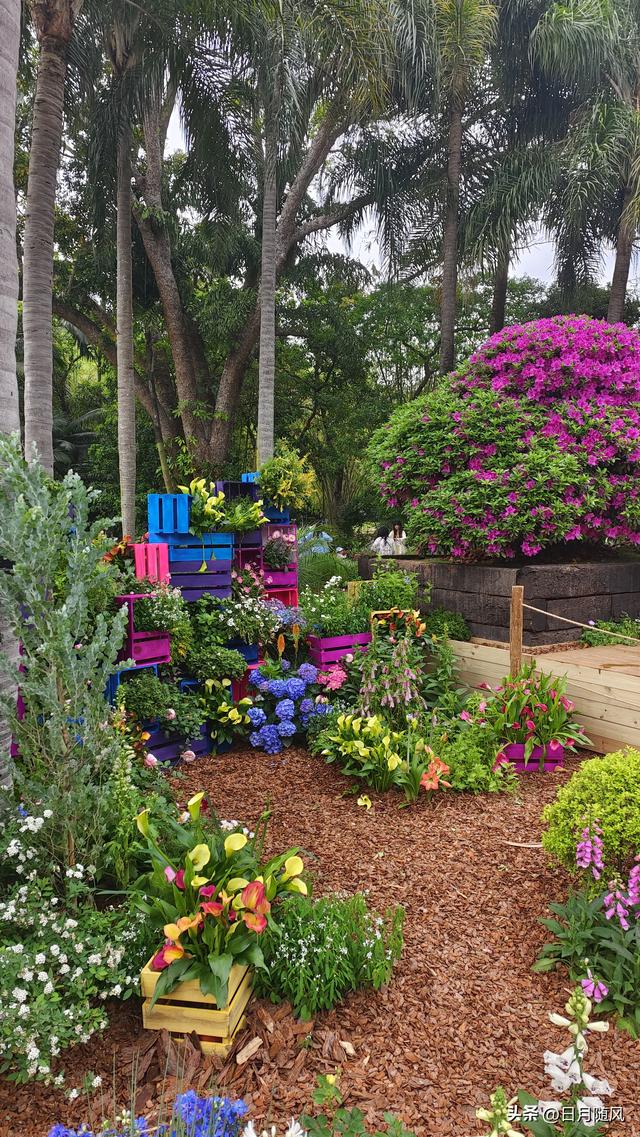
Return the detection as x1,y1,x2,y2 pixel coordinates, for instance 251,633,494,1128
257,723,282,754
285,677,306,700
249,731,262,747
280,659,291,671
299,698,314,715
248,670,265,687
314,702,331,716
266,678,287,697
247,707,267,727
275,698,295,720
298,663,318,683
276,719,297,738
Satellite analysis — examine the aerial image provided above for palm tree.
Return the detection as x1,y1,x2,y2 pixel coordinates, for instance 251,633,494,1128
531,0,640,322
435,0,497,373
0,0,22,789
22,0,85,471
256,18,282,468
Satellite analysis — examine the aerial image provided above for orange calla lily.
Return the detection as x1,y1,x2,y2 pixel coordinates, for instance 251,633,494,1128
242,909,268,933
163,913,203,942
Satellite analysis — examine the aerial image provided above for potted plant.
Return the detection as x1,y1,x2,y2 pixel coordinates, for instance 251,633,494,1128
148,483,234,568
300,583,371,666
116,591,172,666
134,794,307,1055
262,529,298,589
191,595,281,662
255,446,316,521
475,663,590,772
116,670,209,764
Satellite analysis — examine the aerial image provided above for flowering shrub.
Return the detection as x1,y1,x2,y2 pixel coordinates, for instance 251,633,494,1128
542,749,640,879
476,987,615,1134
358,616,457,731
132,583,188,634
247,662,329,753
47,1091,249,1137
299,582,369,636
231,563,266,600
369,316,640,558
0,874,153,1083
255,894,404,1019
474,663,590,768
191,594,280,646
134,793,307,1006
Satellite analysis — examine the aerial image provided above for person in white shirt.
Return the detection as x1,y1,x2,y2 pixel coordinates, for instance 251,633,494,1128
392,523,407,555
370,526,395,555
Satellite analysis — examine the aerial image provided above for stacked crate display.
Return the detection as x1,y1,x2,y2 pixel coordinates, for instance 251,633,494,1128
147,494,233,603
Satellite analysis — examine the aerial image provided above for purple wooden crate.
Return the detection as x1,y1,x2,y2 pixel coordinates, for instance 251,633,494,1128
496,742,565,773
169,559,232,603
307,631,371,666
263,567,298,589
144,722,210,765
116,594,171,665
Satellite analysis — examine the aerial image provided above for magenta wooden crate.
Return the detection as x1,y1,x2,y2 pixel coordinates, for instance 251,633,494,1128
132,543,170,584
169,559,232,603
116,594,171,665
497,742,565,772
307,631,371,666
263,567,298,589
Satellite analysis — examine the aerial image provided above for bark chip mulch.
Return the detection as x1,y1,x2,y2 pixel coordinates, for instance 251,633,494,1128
1,748,637,1136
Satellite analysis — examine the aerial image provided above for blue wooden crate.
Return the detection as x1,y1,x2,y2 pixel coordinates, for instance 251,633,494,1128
264,505,291,523
227,639,259,663
170,558,232,602
106,663,159,705
241,471,259,483
147,493,191,537
162,533,234,561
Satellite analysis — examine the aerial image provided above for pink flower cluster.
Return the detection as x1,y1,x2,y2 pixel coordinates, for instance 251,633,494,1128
373,315,640,559
317,665,347,691
604,855,640,931
576,820,604,880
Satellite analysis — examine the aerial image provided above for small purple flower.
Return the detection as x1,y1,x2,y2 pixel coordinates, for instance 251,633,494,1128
581,969,609,1003
300,698,314,715
280,659,291,671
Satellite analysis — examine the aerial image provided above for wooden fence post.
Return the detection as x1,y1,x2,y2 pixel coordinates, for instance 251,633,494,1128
510,585,524,677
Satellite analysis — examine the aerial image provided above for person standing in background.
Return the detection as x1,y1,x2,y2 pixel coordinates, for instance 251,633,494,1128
370,525,395,555
392,523,407,555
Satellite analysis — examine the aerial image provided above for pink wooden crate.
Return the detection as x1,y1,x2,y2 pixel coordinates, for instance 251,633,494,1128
307,631,371,667
497,742,565,773
132,543,170,584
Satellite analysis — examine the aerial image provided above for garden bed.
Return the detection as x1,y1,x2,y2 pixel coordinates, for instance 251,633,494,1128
358,555,640,645
2,747,636,1137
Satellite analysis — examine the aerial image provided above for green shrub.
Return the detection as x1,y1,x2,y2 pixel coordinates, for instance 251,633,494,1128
425,608,471,641
184,642,247,685
581,615,640,647
542,749,640,876
355,566,418,616
117,671,205,744
256,894,404,1019
298,552,359,592
439,726,514,794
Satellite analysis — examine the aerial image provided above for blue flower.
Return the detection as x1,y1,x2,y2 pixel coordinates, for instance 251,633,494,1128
247,707,267,727
266,679,287,697
299,698,314,714
257,724,282,754
276,719,297,738
314,702,331,716
280,659,291,671
275,698,295,720
248,670,265,687
173,1091,247,1137
285,677,306,700
249,731,262,747
298,663,318,683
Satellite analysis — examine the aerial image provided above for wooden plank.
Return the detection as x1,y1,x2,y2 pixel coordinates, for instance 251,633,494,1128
510,586,524,677
140,960,247,1005
142,999,233,1033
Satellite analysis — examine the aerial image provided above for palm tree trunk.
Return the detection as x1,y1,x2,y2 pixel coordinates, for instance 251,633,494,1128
0,0,22,792
439,102,463,375
257,87,278,468
23,30,70,472
608,186,635,324
116,130,136,537
490,245,510,334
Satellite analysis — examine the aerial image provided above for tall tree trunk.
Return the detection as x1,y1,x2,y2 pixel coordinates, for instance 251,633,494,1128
490,245,510,335
0,0,22,792
23,13,73,471
439,102,463,375
116,131,136,537
608,186,635,324
257,87,279,468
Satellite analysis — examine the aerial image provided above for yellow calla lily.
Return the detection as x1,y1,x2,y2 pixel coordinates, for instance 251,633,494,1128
227,877,250,892
187,792,205,821
188,844,211,871
282,855,304,880
135,809,150,837
387,754,401,771
224,833,248,856
286,878,308,895
191,875,209,888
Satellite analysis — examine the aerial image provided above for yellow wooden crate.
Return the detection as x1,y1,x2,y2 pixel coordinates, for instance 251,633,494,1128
140,959,253,1056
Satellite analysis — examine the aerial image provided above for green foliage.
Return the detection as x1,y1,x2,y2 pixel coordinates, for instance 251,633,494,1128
298,552,360,592
299,583,369,636
184,643,247,685
257,445,316,510
542,749,640,877
581,615,640,647
255,894,404,1020
117,671,205,744
425,608,471,641
312,713,406,792
439,725,515,794
0,438,128,891
355,567,419,617
534,892,640,1037
190,594,280,646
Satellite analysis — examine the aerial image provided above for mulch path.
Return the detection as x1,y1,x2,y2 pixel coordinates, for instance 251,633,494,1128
1,748,638,1136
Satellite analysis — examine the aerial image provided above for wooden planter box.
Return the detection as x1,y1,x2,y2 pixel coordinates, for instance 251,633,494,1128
164,534,234,563
117,594,171,666
143,722,210,764
308,631,372,666
227,639,260,663
132,543,170,584
358,554,640,646
497,742,565,773
141,959,252,1057
169,558,232,603
263,567,298,589
106,662,159,705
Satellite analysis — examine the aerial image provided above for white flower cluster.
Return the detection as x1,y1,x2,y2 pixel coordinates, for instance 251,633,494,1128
242,1122,307,1137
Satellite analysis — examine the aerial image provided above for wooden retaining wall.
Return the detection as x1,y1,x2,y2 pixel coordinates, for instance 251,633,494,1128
450,640,640,756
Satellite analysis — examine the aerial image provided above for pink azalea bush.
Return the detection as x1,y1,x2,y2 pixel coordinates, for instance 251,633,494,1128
369,315,640,559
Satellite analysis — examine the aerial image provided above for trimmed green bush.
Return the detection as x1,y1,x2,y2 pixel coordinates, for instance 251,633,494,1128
542,749,640,876
425,608,471,641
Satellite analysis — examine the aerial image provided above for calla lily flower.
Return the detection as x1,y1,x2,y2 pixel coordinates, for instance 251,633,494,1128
188,844,211,871
242,909,268,933
199,883,217,898
135,809,150,837
286,878,308,895
151,941,186,971
224,833,248,856
163,913,203,942
191,875,209,888
241,880,271,916
227,877,250,892
282,856,304,880
187,792,205,821
201,900,224,918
